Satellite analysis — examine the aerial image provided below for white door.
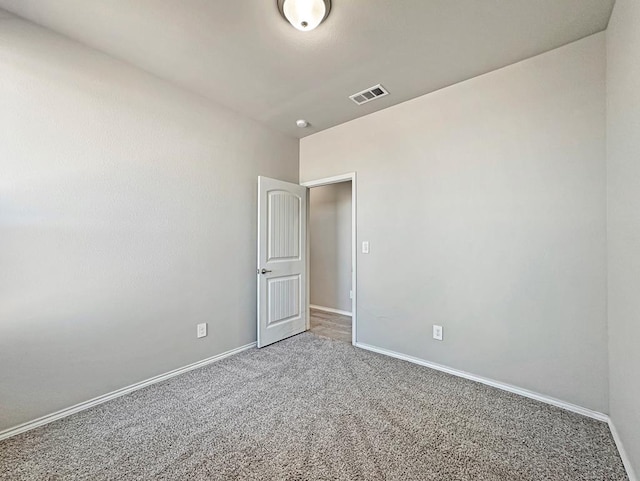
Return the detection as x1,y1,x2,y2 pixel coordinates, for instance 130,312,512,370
257,176,307,348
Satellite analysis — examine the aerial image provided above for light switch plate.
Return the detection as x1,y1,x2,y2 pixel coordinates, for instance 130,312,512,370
362,241,370,254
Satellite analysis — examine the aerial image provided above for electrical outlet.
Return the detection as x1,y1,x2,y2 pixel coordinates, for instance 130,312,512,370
349,290,353,299
197,323,207,338
362,241,370,254
433,325,443,341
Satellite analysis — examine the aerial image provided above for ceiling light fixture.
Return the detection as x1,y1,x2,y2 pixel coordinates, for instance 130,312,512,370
296,119,309,128
277,0,331,32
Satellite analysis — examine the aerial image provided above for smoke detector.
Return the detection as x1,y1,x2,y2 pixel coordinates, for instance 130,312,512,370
349,84,389,106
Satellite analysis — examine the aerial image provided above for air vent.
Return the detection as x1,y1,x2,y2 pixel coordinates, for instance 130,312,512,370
349,84,389,105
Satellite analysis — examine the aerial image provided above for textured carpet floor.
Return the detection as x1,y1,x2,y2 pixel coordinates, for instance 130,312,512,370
0,333,628,480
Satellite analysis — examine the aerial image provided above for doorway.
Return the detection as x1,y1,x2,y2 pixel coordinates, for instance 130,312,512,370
302,173,357,345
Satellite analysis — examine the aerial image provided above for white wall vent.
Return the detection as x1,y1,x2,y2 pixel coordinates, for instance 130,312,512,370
349,84,389,105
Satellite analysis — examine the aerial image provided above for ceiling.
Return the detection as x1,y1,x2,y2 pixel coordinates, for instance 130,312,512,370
0,0,615,138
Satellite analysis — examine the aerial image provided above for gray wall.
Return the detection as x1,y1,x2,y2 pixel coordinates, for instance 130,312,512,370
309,183,352,313
607,0,640,475
301,33,608,412
0,15,298,431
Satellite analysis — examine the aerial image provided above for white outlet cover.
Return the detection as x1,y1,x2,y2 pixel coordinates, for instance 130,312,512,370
197,323,207,338
362,241,370,254
433,325,443,341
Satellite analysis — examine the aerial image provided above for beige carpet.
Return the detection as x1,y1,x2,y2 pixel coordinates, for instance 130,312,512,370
0,333,628,480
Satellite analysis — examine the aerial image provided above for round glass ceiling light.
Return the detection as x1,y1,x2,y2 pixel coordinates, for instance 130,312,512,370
277,0,331,32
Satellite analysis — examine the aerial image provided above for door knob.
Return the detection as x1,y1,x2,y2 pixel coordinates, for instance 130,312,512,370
260,268,272,274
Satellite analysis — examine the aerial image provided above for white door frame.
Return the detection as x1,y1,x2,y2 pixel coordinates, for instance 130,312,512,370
301,172,357,345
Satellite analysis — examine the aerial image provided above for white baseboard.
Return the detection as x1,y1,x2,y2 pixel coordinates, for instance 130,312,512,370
354,341,608,422
0,342,256,442
310,304,352,317
608,418,638,481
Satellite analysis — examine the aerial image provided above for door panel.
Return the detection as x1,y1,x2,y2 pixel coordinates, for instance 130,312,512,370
267,274,301,326
267,190,300,262
257,177,307,348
